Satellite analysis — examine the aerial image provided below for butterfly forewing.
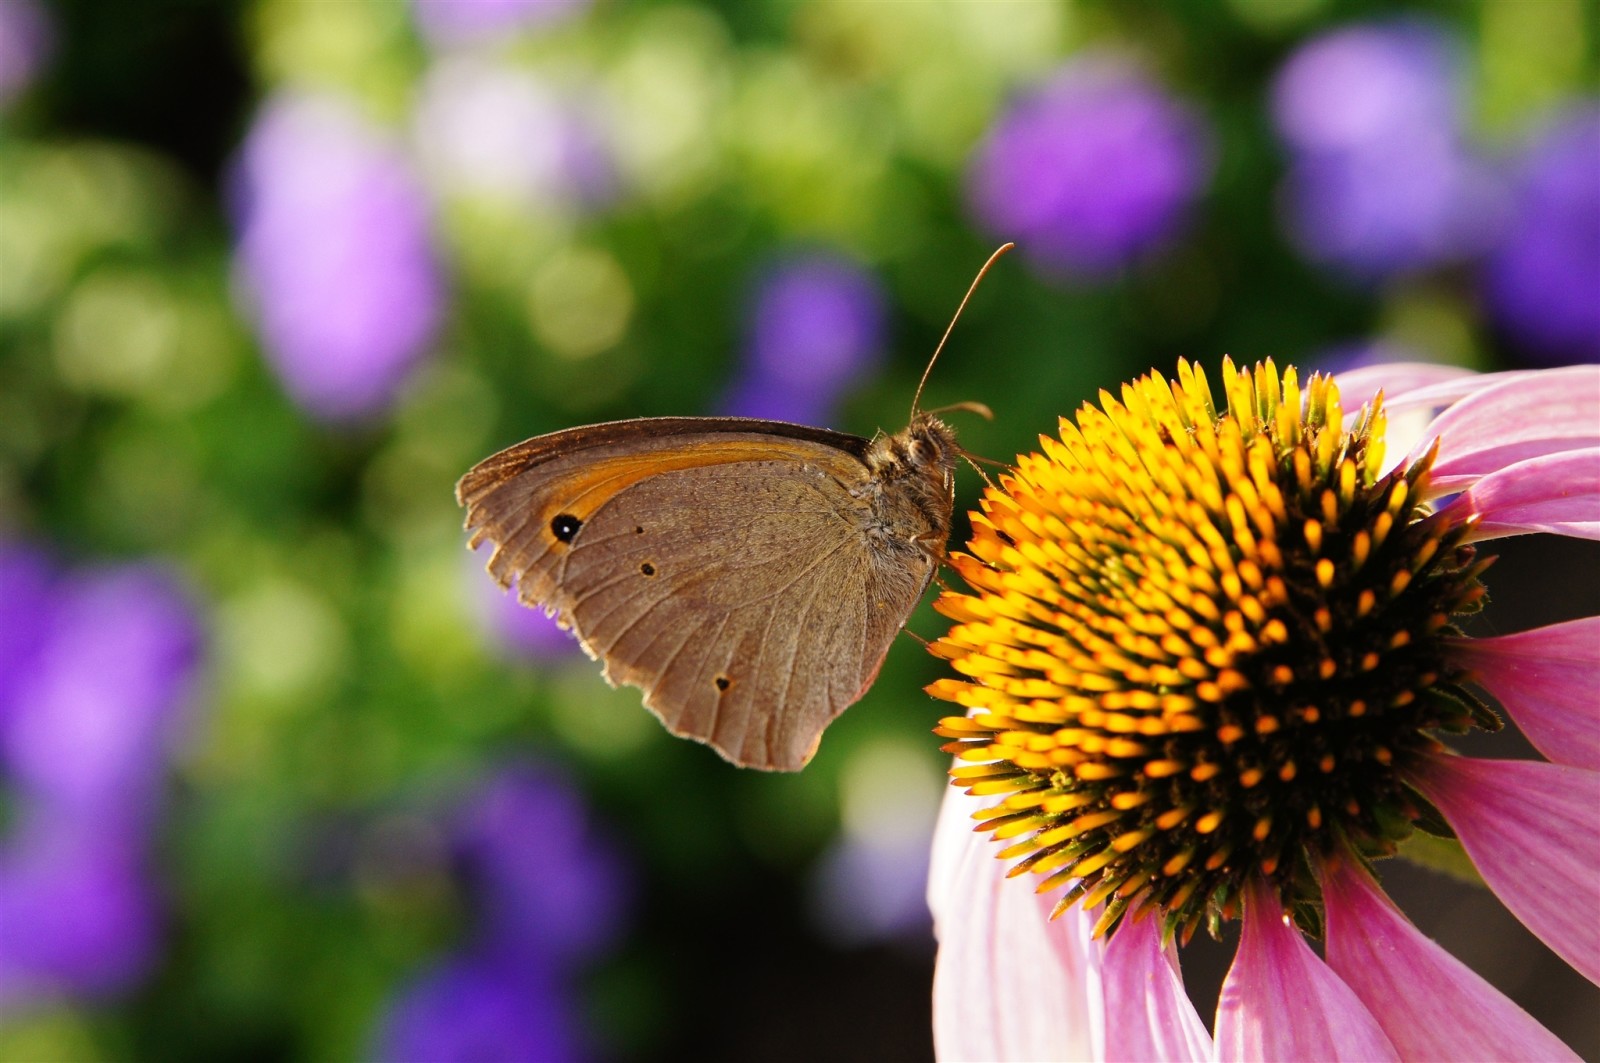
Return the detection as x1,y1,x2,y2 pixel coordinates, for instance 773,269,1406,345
457,418,930,770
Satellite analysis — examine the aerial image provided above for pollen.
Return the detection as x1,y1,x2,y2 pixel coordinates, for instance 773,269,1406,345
929,359,1489,942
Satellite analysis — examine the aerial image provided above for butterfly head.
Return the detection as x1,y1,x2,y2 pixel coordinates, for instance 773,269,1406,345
862,413,961,537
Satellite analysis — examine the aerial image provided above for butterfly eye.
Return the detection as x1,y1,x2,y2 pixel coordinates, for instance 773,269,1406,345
551,514,583,542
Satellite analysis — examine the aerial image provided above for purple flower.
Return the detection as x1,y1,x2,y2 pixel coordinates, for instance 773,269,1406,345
0,552,202,1012
369,762,625,1060
451,763,626,965
723,253,887,423
1,564,202,825
230,93,447,422
1308,339,1436,377
410,0,588,50
1272,19,1460,154
370,952,579,1063
0,825,160,1008
0,544,56,728
720,374,834,428
412,56,617,213
966,57,1211,280
467,546,581,660
1484,105,1600,364
1271,20,1498,279
809,829,932,947
0,0,54,111
1280,139,1496,278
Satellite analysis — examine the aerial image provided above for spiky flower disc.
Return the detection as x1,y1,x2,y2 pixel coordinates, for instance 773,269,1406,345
929,359,1491,942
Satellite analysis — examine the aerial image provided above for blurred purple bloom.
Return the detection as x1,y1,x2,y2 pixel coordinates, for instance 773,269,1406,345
371,762,623,1060
2,565,202,824
966,57,1211,280
468,546,581,660
1272,20,1460,154
1308,339,1437,377
720,374,832,428
413,56,617,212
808,829,932,948
452,763,626,965
0,0,54,111
1484,105,1600,364
484,589,582,659
231,93,446,422
0,552,202,1012
723,253,887,423
1281,137,1497,277
0,544,56,727
1272,20,1498,279
0,827,160,1007
410,0,588,49
371,952,578,1063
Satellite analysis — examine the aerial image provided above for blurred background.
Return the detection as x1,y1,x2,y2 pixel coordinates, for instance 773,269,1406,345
1,0,1596,1059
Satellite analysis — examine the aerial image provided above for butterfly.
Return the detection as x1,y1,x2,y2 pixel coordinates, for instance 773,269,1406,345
458,246,1009,770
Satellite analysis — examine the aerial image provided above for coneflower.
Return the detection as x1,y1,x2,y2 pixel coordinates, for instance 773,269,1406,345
926,359,1597,1061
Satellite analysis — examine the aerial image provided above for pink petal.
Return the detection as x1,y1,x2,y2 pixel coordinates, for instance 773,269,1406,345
928,777,977,925
1407,755,1600,986
1322,858,1578,1061
1102,915,1212,1062
1414,366,1600,491
1444,448,1600,542
1377,369,1537,414
1334,363,1483,410
1214,881,1399,1062
929,785,1107,1061
1446,618,1600,770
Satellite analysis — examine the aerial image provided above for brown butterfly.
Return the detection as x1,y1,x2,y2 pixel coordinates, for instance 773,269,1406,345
457,246,1009,771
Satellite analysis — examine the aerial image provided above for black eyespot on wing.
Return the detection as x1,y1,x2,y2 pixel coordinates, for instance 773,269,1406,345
714,675,731,691
640,562,656,576
551,514,582,543
634,525,645,534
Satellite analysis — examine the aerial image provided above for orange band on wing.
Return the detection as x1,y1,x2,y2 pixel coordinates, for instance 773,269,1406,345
519,438,845,527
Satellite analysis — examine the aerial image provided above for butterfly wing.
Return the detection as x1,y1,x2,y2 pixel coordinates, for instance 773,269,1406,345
457,418,934,770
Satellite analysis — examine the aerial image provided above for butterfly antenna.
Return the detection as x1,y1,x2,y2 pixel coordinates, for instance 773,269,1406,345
910,242,1015,418
925,400,994,421
961,453,997,491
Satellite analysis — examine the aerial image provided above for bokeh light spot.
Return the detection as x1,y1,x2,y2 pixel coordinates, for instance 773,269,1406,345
527,246,634,361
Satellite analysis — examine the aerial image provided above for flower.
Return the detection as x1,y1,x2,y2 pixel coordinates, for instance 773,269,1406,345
368,762,625,1060
412,55,618,214
230,93,447,422
1308,338,1438,378
965,56,1211,281
926,360,1598,1059
449,762,627,964
0,551,203,1011
409,0,589,50
0,0,53,112
722,252,887,425
0,825,161,1006
1483,104,1600,365
468,546,582,660
807,741,944,947
1271,19,1497,279
3,565,203,823
370,951,579,1063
